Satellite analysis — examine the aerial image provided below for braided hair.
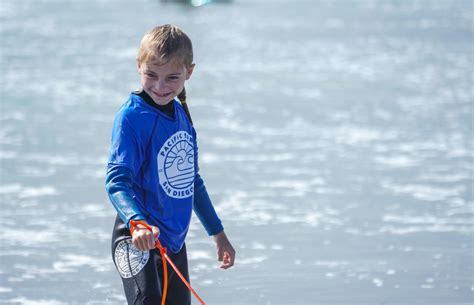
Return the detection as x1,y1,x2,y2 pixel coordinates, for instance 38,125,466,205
178,87,193,126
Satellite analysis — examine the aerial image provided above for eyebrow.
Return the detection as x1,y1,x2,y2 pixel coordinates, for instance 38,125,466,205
145,70,182,76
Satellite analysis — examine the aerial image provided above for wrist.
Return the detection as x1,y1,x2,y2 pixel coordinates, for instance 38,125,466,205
129,219,149,235
213,230,226,241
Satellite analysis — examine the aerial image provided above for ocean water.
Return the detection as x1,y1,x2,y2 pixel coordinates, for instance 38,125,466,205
0,0,473,304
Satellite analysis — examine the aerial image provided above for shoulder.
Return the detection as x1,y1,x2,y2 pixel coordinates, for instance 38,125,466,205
174,99,184,111
112,94,159,139
115,94,157,123
173,100,194,128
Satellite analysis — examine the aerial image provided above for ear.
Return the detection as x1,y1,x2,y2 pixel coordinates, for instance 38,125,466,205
185,64,195,80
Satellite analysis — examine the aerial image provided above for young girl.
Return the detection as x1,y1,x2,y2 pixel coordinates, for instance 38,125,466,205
105,24,235,305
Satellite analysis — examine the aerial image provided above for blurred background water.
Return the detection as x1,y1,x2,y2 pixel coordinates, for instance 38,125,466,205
0,0,473,304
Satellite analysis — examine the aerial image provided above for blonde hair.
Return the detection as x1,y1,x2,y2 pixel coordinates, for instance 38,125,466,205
137,24,193,68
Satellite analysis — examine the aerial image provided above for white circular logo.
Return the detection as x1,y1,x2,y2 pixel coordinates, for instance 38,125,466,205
158,131,195,199
114,238,149,279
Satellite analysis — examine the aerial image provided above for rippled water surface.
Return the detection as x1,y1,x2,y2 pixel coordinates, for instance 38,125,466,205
1,0,473,304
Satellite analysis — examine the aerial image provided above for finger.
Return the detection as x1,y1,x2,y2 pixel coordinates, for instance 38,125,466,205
221,253,229,267
140,235,149,251
152,227,160,240
217,249,223,261
220,252,231,269
133,237,145,252
221,251,235,269
132,238,140,250
145,231,155,250
140,240,148,251
226,252,234,265
135,231,152,251
132,229,143,249
149,235,156,249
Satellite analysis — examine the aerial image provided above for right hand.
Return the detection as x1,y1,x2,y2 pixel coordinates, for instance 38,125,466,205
131,222,160,251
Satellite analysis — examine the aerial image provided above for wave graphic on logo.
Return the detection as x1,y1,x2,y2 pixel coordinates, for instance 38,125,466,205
158,131,195,199
114,239,149,279
164,141,194,189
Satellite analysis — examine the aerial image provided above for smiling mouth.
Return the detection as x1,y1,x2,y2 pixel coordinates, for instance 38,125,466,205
153,91,172,98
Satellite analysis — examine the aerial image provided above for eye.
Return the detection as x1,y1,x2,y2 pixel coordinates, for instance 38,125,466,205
145,73,156,79
168,76,179,81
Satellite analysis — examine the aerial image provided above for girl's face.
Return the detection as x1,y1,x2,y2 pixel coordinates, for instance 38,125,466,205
137,59,194,105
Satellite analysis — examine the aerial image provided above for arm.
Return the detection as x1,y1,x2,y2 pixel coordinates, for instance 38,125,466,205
105,165,159,251
213,230,235,269
191,127,235,268
193,174,224,235
105,112,159,250
106,113,146,228
193,175,235,269
105,164,146,227
191,127,223,234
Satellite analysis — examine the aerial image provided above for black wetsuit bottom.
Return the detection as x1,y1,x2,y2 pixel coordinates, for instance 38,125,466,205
111,215,191,305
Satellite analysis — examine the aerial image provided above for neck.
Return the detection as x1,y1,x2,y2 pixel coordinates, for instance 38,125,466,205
135,89,175,118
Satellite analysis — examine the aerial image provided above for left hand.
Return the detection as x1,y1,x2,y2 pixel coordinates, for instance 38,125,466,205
213,231,235,269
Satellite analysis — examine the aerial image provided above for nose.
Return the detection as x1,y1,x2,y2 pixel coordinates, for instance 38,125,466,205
154,78,167,91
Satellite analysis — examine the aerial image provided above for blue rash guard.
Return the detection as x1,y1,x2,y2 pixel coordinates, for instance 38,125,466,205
105,92,223,253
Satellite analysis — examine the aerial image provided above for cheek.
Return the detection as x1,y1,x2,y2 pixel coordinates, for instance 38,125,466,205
141,77,154,89
174,80,186,90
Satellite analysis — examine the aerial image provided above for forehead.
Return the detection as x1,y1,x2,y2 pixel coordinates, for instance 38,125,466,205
144,59,186,73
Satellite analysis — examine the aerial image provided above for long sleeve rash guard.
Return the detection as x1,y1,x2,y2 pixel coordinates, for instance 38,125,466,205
105,92,223,253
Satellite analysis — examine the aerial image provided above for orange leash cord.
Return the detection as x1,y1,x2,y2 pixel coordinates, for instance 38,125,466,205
129,220,206,305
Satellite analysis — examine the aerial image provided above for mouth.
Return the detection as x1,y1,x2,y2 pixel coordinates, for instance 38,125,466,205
152,91,173,98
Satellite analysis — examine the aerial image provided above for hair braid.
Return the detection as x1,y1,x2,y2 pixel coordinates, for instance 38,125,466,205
178,88,193,126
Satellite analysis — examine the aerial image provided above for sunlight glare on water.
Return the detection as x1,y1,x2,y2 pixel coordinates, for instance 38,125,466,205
0,0,473,304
